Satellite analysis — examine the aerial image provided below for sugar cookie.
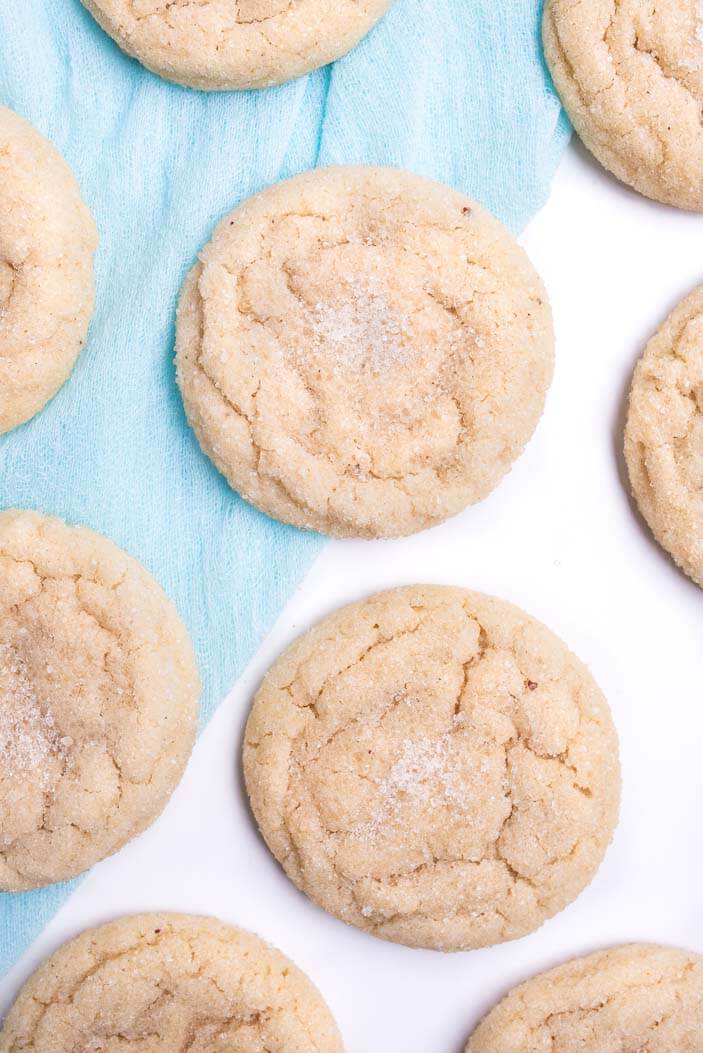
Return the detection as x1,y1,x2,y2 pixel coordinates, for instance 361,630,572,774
176,166,553,539
544,0,703,211
243,585,620,951
0,913,344,1052
0,509,199,891
80,0,394,90
0,107,97,434
625,285,703,588
466,944,703,1051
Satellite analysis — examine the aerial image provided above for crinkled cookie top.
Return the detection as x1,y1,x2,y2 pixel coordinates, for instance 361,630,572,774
0,510,199,891
176,166,553,539
467,943,703,1052
0,106,96,434
80,0,394,89
544,0,703,210
625,285,703,588
244,585,620,951
0,913,344,1052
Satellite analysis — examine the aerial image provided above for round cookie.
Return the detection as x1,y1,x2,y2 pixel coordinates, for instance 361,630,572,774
176,166,554,540
80,0,394,90
0,913,344,1052
243,585,620,951
543,0,703,211
466,944,703,1051
624,286,703,588
0,107,97,435
0,509,199,891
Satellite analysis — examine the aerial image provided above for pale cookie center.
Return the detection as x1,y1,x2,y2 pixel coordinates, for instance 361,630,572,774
353,721,470,843
0,643,70,781
303,274,415,374
0,259,15,314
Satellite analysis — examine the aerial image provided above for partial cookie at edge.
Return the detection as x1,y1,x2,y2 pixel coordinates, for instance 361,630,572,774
0,509,199,890
466,944,703,1051
0,913,344,1052
625,285,703,588
543,0,703,211
0,106,97,434
80,0,394,90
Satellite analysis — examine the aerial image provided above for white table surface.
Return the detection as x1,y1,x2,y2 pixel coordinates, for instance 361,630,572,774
1,141,702,1051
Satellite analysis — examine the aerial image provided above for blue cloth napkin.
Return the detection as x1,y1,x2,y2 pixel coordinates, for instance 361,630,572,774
0,0,568,977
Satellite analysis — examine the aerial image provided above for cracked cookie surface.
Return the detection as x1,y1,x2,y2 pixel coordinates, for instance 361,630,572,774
0,913,344,1052
625,285,703,588
0,510,199,891
80,0,393,89
0,107,97,435
543,0,703,211
243,585,620,951
466,943,703,1051
176,166,553,540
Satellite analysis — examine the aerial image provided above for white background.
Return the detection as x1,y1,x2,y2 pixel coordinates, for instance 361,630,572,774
1,142,702,1051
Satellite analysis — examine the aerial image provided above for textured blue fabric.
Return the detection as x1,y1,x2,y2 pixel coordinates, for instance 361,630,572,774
0,0,568,977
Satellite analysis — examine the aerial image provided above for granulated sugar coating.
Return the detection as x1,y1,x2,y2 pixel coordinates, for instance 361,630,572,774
466,944,703,1052
0,106,97,434
0,914,344,1052
625,286,703,588
0,510,199,891
0,644,70,777
304,273,414,373
544,0,703,211
243,585,620,952
80,0,394,90
176,166,554,539
352,721,468,846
